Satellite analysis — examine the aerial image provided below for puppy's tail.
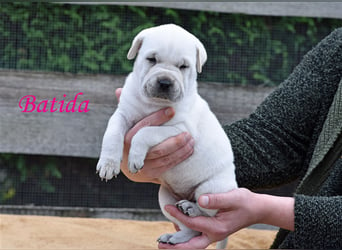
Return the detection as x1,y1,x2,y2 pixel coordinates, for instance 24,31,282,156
216,237,228,249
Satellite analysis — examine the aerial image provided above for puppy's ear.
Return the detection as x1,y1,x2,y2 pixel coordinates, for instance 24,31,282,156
127,36,143,60
128,26,158,60
196,41,207,73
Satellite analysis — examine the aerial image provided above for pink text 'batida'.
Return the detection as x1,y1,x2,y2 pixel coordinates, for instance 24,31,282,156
18,92,90,113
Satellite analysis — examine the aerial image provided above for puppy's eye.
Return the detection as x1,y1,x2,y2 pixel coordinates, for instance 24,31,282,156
179,64,188,70
147,57,157,64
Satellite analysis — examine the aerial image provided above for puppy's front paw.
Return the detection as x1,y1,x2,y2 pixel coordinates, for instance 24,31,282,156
127,132,150,174
127,151,145,174
96,158,121,181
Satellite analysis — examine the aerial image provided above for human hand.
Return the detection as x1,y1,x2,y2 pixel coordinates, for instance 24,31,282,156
158,188,294,249
115,88,195,184
158,188,256,249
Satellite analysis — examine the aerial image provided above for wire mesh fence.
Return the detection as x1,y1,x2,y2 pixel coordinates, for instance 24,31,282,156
1,3,340,85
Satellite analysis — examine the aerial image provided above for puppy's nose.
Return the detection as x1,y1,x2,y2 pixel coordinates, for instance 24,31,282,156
158,78,173,90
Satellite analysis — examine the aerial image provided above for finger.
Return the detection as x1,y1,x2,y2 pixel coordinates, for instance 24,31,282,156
198,188,245,210
146,132,193,160
138,140,194,179
152,138,194,170
115,88,122,102
125,107,175,144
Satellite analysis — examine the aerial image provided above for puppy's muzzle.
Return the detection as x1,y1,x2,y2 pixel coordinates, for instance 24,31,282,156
144,74,182,102
158,77,173,91
152,76,176,101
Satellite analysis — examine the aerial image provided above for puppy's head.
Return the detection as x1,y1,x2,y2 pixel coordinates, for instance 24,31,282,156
127,24,207,104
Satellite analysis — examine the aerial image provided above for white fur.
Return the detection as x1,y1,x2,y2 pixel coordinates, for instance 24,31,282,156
97,24,237,246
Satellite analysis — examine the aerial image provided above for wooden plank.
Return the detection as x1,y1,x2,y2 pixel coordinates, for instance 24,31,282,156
0,70,274,158
88,2,342,19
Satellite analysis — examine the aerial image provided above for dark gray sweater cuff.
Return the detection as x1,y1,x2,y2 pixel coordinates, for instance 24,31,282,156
293,194,342,248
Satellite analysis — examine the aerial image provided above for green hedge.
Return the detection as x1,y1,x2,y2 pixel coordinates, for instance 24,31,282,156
0,3,341,85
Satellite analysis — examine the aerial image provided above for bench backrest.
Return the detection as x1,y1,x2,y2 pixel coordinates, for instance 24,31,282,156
0,70,274,158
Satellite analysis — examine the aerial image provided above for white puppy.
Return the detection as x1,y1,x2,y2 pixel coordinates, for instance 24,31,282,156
97,24,237,246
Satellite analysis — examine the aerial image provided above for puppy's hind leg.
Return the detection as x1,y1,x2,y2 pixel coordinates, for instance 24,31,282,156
194,175,238,249
175,200,203,217
158,186,201,245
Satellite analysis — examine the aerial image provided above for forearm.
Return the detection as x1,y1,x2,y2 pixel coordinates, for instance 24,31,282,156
253,193,294,231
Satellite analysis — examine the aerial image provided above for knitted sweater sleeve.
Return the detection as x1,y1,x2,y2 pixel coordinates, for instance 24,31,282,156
291,194,342,248
277,160,342,249
224,28,342,190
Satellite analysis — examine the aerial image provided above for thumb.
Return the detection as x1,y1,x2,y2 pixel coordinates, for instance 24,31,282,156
198,189,242,209
115,88,122,102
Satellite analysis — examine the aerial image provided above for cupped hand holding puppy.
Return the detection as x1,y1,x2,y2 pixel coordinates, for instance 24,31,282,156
116,88,195,184
158,188,294,249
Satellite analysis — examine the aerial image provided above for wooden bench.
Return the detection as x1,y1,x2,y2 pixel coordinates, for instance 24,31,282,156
0,70,274,158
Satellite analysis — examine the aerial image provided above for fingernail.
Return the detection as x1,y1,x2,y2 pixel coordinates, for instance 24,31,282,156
164,205,173,213
183,132,191,141
199,195,209,207
189,138,195,147
164,108,174,118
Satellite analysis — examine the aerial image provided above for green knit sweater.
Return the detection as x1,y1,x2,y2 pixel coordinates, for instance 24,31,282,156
224,28,342,249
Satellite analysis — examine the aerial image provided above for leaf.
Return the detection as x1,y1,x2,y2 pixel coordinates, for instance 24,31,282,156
40,179,56,193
